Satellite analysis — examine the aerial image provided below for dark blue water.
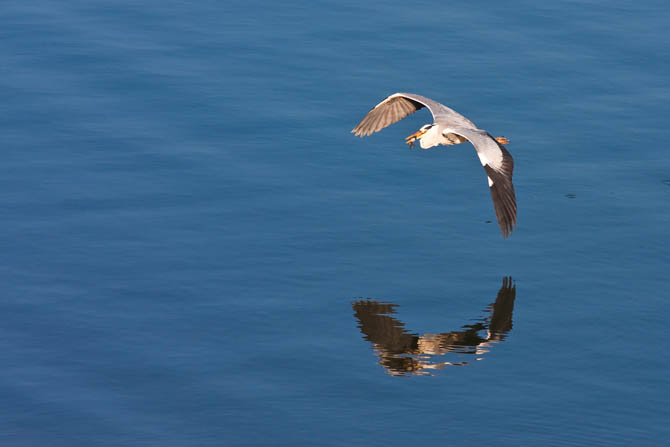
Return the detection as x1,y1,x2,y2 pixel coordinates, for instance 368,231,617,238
2,1,669,445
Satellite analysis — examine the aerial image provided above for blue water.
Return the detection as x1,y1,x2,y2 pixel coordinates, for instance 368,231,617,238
2,1,669,445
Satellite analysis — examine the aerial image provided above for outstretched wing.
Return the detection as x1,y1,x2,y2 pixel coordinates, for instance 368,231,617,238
445,127,517,238
351,93,474,137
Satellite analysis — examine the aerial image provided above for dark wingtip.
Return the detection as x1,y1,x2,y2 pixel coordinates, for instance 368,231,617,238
488,180,517,239
483,149,516,239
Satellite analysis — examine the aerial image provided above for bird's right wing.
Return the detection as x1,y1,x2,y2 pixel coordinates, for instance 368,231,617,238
352,93,473,137
446,127,517,238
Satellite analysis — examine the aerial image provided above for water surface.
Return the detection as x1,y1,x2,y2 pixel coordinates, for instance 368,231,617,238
1,1,669,445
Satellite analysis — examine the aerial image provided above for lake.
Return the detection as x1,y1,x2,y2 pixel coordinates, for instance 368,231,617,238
1,1,668,445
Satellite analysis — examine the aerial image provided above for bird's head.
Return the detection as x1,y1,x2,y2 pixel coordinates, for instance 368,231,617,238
405,124,434,147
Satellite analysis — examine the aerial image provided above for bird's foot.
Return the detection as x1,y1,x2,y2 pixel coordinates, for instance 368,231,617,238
495,136,510,144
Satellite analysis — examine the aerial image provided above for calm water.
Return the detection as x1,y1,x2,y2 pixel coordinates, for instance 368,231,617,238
2,1,669,445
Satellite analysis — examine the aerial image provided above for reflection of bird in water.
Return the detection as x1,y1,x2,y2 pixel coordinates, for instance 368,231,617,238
352,277,516,376
352,93,516,238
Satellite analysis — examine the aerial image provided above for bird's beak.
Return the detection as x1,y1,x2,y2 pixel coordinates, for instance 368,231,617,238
405,129,426,147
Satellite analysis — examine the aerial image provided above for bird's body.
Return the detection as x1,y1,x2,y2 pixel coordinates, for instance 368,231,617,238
352,93,517,238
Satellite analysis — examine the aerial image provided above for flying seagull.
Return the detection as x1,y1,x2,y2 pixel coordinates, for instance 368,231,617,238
352,93,517,238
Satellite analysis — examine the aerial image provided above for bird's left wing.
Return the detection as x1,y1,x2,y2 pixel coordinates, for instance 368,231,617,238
446,127,517,238
352,93,437,137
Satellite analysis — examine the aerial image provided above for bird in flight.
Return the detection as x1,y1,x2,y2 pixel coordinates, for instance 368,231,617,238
352,92,517,238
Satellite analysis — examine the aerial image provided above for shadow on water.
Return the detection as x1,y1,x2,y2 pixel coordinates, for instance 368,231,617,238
352,277,516,376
